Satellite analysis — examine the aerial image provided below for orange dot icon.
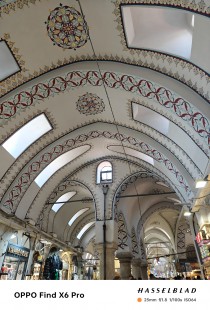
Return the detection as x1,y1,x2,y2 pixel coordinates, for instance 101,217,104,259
137,298,142,302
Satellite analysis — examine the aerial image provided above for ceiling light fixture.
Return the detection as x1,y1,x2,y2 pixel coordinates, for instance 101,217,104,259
195,175,209,188
183,211,192,217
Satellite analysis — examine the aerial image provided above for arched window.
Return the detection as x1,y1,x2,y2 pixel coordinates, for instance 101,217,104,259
96,161,112,184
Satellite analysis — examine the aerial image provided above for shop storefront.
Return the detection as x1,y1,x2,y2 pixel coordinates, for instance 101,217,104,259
42,247,63,280
150,257,176,279
31,251,44,280
60,252,71,280
196,225,210,279
0,243,30,280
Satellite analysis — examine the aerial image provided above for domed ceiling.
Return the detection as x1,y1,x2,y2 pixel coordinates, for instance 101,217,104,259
0,0,209,259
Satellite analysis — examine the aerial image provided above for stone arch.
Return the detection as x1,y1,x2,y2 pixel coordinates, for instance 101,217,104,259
137,202,181,244
69,212,95,245
35,180,96,232
1,124,192,215
112,171,183,220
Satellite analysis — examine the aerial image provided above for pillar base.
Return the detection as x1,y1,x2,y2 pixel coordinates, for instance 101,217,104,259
96,242,117,280
132,258,142,280
116,251,133,279
140,262,148,280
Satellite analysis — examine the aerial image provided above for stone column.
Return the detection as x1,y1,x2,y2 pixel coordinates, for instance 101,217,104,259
116,252,133,279
96,242,117,280
77,253,83,279
140,262,148,280
131,258,142,279
25,235,37,275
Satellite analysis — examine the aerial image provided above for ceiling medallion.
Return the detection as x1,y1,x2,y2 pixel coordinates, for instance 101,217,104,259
46,4,89,49
76,92,105,115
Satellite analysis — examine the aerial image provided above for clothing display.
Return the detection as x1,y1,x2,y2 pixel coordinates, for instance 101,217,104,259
43,254,63,280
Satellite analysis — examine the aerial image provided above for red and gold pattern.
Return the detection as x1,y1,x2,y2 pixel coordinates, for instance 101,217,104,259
46,5,89,49
76,92,105,115
1,71,209,147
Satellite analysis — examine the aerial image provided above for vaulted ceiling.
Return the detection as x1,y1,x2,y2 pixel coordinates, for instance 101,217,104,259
0,0,209,257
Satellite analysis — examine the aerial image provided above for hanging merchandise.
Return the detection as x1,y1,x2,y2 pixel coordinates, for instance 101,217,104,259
43,252,63,280
30,251,43,280
31,262,42,280
196,227,210,266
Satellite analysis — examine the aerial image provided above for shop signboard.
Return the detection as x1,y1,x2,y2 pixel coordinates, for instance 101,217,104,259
6,243,30,259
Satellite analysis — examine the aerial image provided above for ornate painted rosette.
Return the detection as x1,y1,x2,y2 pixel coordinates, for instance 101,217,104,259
76,92,105,115
46,5,89,49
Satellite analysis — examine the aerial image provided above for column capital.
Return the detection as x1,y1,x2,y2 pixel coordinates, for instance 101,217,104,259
116,251,133,279
116,251,133,262
95,242,118,252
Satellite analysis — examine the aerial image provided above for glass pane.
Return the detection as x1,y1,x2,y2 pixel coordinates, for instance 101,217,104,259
16,261,25,280
0,41,19,81
106,172,112,180
2,114,52,159
101,172,106,180
3,257,19,280
101,166,111,172
35,145,90,187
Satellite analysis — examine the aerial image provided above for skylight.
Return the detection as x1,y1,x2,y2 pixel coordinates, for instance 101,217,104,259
77,221,95,240
132,102,169,135
0,40,20,81
52,192,76,212
2,114,52,159
108,145,154,165
68,208,89,226
122,6,194,59
34,144,90,187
